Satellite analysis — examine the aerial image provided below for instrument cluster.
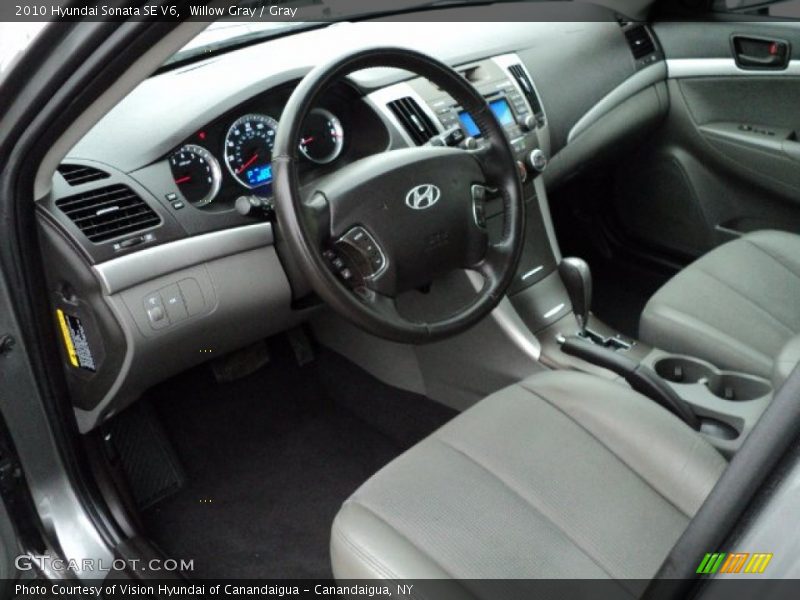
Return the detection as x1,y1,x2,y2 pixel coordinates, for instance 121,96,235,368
167,105,346,209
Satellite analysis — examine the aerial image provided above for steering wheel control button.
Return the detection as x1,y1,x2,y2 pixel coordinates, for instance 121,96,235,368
471,185,488,229
348,228,368,244
337,226,387,279
323,250,358,286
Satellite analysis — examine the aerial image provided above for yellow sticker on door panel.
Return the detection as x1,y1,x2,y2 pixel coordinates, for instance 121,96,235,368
56,309,96,371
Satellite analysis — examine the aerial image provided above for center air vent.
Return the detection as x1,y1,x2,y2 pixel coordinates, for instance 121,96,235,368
508,64,545,127
625,25,656,60
56,184,161,243
386,97,438,145
57,164,110,186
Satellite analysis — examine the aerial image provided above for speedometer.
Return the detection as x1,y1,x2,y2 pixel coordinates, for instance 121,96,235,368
224,113,279,190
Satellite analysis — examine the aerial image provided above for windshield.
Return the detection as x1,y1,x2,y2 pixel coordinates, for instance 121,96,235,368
166,0,532,67
166,20,320,66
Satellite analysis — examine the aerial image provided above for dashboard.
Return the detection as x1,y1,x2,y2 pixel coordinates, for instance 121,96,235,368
36,8,667,431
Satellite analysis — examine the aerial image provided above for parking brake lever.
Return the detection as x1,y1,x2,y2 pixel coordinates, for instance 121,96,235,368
560,336,702,431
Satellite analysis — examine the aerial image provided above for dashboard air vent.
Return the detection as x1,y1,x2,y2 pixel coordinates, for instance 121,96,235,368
387,97,438,145
57,164,110,186
508,64,545,127
55,184,161,243
625,25,656,60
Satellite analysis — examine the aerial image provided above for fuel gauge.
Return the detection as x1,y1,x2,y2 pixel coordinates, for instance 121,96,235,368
299,108,344,165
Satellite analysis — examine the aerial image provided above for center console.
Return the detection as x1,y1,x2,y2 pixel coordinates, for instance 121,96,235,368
641,351,771,455
541,255,772,457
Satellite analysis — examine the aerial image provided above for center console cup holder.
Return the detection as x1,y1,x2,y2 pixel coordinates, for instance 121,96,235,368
654,356,771,401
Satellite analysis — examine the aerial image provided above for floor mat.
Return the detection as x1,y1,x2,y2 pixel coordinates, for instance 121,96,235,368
140,338,454,579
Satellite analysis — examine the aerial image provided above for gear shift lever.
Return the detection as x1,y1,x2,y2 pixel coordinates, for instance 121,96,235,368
558,257,592,334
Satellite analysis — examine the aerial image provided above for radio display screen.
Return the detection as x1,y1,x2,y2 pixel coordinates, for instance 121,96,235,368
489,98,515,127
459,98,515,137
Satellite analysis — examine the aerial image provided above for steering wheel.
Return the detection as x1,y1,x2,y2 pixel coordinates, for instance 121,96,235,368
273,48,525,344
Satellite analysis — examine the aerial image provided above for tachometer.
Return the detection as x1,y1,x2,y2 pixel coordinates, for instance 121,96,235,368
299,108,344,165
224,113,279,189
168,144,221,207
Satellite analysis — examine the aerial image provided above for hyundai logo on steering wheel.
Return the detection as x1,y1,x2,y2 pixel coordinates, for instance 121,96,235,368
405,184,441,210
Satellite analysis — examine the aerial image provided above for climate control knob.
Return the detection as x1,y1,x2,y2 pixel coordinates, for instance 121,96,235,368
528,148,548,173
519,115,537,132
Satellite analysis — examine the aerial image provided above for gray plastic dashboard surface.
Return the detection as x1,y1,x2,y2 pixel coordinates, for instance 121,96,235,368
77,243,304,432
66,10,633,174
93,222,274,294
568,61,667,143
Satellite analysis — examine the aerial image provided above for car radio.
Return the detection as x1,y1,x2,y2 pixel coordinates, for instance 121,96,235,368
457,97,519,138
406,55,547,178
437,84,533,141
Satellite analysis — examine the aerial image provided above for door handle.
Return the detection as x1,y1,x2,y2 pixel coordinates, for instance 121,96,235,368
732,35,790,70
737,52,785,67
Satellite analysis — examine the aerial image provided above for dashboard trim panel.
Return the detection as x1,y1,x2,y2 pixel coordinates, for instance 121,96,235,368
567,61,667,143
93,222,274,294
366,82,445,148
